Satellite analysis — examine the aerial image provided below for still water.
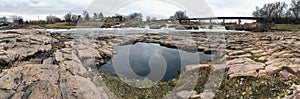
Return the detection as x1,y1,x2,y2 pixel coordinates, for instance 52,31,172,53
99,42,212,82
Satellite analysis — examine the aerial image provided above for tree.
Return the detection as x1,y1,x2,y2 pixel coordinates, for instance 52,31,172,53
253,4,276,19
3,17,7,23
78,15,82,21
12,15,23,25
146,16,151,22
46,15,61,24
83,10,90,21
151,17,157,21
173,11,189,24
93,13,98,20
127,13,143,27
71,15,79,23
25,21,29,25
273,2,288,18
285,10,293,18
114,14,124,22
0,17,8,24
99,12,104,20
64,12,72,25
127,13,142,20
18,18,24,25
290,0,300,19
92,12,104,21
174,11,188,19
252,2,288,22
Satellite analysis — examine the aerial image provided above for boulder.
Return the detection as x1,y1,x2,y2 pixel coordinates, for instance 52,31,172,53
280,70,294,78
0,30,55,67
264,58,290,74
228,50,246,56
226,58,265,79
12,81,61,99
176,90,197,98
185,64,210,72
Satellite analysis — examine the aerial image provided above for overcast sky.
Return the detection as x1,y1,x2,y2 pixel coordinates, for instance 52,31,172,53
0,0,291,20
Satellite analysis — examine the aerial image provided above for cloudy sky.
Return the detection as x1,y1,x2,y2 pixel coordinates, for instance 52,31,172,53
0,0,291,20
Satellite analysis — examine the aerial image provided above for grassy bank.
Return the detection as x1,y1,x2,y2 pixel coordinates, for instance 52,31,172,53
44,22,77,29
99,67,211,98
98,66,299,98
44,22,98,29
271,24,300,31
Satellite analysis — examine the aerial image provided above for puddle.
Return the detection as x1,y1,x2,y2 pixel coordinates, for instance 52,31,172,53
99,42,212,82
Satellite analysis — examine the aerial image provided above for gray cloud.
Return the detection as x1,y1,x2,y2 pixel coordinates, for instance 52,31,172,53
0,0,292,20
0,0,93,20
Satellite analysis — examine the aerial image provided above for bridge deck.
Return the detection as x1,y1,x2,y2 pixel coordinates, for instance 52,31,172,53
179,17,261,20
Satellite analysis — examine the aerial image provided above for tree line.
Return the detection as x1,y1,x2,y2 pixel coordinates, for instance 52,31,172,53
0,16,27,25
63,10,105,25
253,0,300,24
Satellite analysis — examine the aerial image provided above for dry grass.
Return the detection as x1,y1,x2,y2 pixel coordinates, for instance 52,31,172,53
272,24,300,31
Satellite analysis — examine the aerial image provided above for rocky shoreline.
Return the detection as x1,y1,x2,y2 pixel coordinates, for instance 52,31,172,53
0,30,299,98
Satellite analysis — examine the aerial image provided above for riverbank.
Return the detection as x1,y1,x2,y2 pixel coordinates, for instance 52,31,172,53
2,23,300,32
271,24,300,31
0,22,101,30
0,30,299,98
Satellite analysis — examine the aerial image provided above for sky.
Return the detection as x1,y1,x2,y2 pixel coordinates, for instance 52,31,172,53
0,0,292,21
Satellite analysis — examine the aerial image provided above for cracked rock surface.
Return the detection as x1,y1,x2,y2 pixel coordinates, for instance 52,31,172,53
0,30,300,98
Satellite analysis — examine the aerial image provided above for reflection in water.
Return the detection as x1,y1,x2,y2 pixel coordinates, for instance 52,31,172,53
99,42,212,82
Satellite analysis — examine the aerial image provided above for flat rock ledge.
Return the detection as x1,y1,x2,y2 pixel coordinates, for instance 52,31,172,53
0,30,300,98
0,30,108,99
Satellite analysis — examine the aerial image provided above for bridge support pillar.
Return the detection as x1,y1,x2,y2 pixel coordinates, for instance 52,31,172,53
238,19,241,25
209,19,212,24
222,19,225,25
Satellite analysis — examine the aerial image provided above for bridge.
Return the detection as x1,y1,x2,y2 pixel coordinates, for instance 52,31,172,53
150,17,267,31
178,17,265,25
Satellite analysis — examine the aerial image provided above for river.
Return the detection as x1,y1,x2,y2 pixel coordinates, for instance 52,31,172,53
0,27,250,34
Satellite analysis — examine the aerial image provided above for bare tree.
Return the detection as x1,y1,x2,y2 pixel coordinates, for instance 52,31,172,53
0,17,8,26
173,11,189,24
285,10,293,18
173,11,188,19
3,17,7,23
273,2,288,18
290,0,300,19
83,10,90,21
151,17,157,21
64,12,72,25
0,17,7,23
99,12,104,20
71,15,79,23
46,15,61,24
92,12,104,21
93,13,98,21
146,16,151,22
77,15,82,21
12,15,23,25
114,14,124,22
127,13,143,27
252,2,287,22
253,4,275,19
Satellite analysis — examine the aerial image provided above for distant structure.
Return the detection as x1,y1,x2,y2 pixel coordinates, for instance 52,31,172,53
172,17,267,31
177,17,264,25
146,17,268,31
